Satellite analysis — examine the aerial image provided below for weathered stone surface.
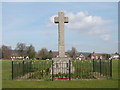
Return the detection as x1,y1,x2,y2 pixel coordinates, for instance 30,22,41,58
51,58,75,74
54,12,68,58
51,12,74,74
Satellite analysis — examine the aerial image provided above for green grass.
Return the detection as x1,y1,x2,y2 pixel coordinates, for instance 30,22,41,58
112,60,119,79
2,60,119,88
2,60,12,80
2,80,118,88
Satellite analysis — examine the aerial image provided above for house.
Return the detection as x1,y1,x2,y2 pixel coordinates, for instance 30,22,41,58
88,52,103,60
76,54,86,60
110,54,119,60
65,52,69,57
10,50,28,60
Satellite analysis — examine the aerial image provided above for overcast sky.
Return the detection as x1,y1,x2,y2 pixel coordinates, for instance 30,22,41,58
2,2,118,53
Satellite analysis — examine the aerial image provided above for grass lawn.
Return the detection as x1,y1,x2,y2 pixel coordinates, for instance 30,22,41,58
1,60,119,88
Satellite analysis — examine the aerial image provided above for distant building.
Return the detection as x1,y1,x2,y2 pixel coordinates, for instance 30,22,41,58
65,52,69,57
88,52,103,59
110,54,119,60
53,51,59,58
76,54,86,60
10,50,27,60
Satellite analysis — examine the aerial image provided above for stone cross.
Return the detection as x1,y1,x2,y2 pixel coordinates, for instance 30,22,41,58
54,12,68,58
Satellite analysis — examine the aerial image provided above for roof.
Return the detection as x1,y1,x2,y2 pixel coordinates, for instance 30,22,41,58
110,54,119,56
88,53,102,57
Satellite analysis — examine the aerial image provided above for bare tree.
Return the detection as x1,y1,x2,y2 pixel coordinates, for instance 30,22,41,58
2,45,12,59
48,50,53,59
68,47,77,59
37,48,49,60
26,45,36,59
15,43,27,57
0,47,2,59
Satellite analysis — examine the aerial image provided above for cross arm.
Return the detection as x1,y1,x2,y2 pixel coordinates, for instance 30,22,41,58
54,16,68,23
64,17,68,23
54,17,59,23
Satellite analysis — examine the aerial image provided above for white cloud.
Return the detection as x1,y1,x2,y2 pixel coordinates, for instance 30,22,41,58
100,34,110,41
48,11,112,41
47,23,54,27
50,15,57,23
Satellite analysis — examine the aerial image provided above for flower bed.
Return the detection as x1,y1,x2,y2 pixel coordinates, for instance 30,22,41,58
54,77,71,80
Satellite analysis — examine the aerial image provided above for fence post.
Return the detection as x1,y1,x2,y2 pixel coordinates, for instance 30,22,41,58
30,60,32,71
110,59,112,77
100,59,102,76
52,60,54,81
23,60,24,76
93,59,95,72
12,60,14,80
69,60,71,80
